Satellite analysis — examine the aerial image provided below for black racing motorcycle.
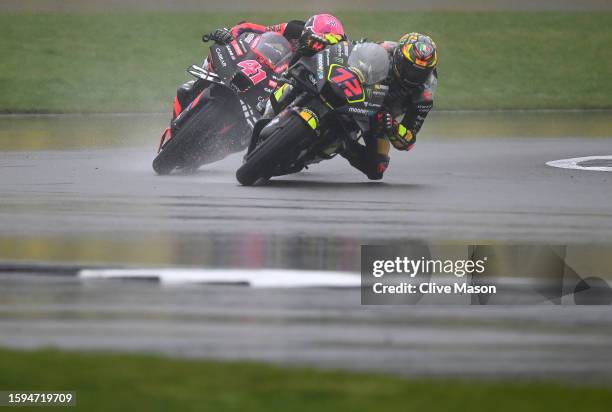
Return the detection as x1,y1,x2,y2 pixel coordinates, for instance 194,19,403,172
153,31,293,175
235,41,389,186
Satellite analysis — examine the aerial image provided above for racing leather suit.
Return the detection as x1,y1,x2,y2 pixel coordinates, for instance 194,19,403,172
341,40,437,180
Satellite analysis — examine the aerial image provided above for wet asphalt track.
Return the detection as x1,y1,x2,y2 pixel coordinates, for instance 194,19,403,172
2,273,612,381
1,117,612,380
2,0,612,385
0,136,610,242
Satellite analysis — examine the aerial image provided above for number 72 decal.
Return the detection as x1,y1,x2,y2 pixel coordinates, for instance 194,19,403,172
237,60,267,85
328,64,365,103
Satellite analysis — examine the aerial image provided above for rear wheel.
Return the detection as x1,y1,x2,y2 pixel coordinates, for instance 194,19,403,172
236,114,313,186
152,95,239,175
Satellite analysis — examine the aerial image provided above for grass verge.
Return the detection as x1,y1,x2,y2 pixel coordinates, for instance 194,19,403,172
1,348,612,411
0,12,611,112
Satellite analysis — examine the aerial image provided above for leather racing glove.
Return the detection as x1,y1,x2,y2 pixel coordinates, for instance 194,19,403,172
299,31,327,53
203,27,234,44
375,111,415,151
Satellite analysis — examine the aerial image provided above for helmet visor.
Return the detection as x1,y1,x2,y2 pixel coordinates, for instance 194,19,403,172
393,51,432,86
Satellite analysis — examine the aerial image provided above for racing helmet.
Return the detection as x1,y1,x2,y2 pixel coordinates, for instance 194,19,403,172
300,14,346,52
392,33,438,87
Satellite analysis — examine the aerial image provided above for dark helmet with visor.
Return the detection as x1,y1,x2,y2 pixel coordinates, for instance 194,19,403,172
392,33,438,87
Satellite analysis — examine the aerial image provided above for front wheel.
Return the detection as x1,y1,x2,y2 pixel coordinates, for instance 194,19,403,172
153,93,239,175
236,114,314,186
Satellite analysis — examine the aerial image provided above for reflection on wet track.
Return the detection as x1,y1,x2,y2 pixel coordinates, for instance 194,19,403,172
1,272,612,381
1,112,611,379
1,111,611,151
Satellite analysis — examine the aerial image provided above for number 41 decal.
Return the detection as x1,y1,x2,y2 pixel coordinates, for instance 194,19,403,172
238,60,267,85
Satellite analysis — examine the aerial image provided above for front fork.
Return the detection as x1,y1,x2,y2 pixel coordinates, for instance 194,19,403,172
246,91,331,160
157,127,172,154
292,96,331,134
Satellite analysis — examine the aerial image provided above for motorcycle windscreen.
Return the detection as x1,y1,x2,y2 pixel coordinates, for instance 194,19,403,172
347,43,389,85
252,32,293,70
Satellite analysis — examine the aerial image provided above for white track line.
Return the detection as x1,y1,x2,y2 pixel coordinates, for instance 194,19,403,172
546,155,612,172
79,268,360,288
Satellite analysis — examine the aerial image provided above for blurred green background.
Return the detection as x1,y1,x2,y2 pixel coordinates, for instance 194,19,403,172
1,12,611,113
2,348,612,412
